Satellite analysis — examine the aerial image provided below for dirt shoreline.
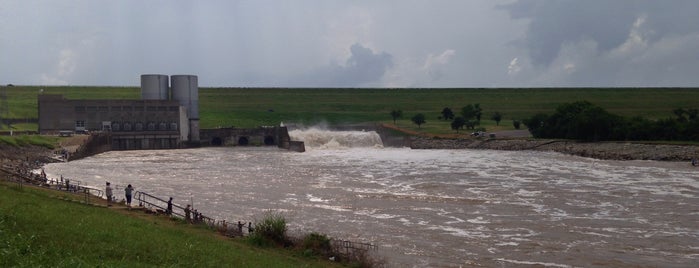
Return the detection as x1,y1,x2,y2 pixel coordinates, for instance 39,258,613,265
409,137,699,161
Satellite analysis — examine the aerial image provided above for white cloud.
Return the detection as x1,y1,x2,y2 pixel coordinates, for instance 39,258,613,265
423,49,456,81
613,15,650,57
382,49,460,87
507,57,521,75
57,49,76,77
41,49,77,85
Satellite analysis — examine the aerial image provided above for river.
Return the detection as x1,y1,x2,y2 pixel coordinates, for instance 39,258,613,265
43,129,699,267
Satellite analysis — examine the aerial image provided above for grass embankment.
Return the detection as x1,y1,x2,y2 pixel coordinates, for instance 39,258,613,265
0,135,57,149
0,182,337,267
4,86,699,135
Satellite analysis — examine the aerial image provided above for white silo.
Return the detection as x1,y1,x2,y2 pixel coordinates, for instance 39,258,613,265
140,74,169,100
171,75,199,142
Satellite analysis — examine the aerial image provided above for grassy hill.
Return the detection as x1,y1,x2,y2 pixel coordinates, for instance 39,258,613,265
3,86,699,134
0,181,338,267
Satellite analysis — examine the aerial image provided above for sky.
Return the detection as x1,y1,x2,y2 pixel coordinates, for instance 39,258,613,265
1,0,698,88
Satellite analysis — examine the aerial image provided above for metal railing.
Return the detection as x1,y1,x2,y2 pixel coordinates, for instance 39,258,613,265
133,190,246,234
2,165,379,250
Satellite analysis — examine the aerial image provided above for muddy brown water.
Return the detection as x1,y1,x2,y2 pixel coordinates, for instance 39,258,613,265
44,130,699,267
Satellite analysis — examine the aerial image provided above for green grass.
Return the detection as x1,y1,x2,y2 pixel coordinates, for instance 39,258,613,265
5,86,699,133
0,182,338,267
0,135,57,149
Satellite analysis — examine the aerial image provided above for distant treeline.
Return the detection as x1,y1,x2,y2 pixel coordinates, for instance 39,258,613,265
524,101,699,142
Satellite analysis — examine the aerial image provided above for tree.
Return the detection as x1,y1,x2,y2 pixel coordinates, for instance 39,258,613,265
460,103,483,124
673,108,687,122
524,101,623,141
451,117,466,132
465,120,477,130
474,104,483,122
513,120,521,130
687,108,699,121
440,107,455,121
460,104,477,121
390,110,402,124
492,112,503,126
411,113,426,128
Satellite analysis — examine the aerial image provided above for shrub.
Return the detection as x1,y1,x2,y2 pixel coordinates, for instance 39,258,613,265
301,232,331,257
247,211,289,247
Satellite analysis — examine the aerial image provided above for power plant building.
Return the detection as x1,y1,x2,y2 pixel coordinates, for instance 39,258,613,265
38,74,199,150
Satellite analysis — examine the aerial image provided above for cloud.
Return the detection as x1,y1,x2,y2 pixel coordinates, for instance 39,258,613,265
57,49,77,77
293,43,393,87
500,0,699,86
500,0,699,66
2,1,698,87
423,49,455,80
507,57,521,75
41,49,77,85
381,49,459,87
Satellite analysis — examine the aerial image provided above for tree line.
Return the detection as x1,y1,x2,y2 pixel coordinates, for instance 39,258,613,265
390,104,515,133
524,101,699,142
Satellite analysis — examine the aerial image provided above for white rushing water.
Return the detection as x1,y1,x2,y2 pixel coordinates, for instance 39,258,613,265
43,130,699,267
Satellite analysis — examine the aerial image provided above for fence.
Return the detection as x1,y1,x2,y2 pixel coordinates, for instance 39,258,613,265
331,239,379,262
133,190,252,237
0,165,104,205
1,164,378,253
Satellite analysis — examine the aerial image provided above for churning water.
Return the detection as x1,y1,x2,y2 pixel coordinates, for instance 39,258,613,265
44,130,699,267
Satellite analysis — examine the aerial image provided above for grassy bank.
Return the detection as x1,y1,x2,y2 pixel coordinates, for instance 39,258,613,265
4,86,699,133
0,181,337,267
0,135,57,149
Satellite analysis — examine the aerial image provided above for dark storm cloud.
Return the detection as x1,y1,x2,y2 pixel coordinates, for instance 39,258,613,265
500,0,699,66
294,43,393,87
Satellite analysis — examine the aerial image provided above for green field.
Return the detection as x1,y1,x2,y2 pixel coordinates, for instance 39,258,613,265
0,181,337,267
3,86,699,134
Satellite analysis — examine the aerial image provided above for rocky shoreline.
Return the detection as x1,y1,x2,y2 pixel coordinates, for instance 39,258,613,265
409,137,699,161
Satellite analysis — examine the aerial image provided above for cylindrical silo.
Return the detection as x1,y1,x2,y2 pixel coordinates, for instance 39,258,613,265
140,74,169,100
171,75,199,142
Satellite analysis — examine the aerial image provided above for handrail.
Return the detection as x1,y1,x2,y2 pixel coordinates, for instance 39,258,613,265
134,191,188,218
133,190,249,235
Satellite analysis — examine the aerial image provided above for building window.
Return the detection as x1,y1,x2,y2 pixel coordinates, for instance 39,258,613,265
122,106,133,111
75,106,85,112
169,106,179,112
87,106,97,112
134,122,143,131
146,106,156,112
134,106,144,112
123,122,132,131
147,122,156,131
111,106,122,112
98,106,108,112
169,122,178,130
157,106,167,112
76,120,85,128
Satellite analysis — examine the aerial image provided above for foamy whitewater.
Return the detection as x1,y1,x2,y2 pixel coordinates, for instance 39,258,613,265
44,130,699,267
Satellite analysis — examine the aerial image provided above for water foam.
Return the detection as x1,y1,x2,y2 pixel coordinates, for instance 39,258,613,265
288,128,383,149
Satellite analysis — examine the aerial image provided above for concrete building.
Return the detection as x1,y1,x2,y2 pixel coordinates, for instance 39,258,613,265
37,74,199,150
38,94,188,149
